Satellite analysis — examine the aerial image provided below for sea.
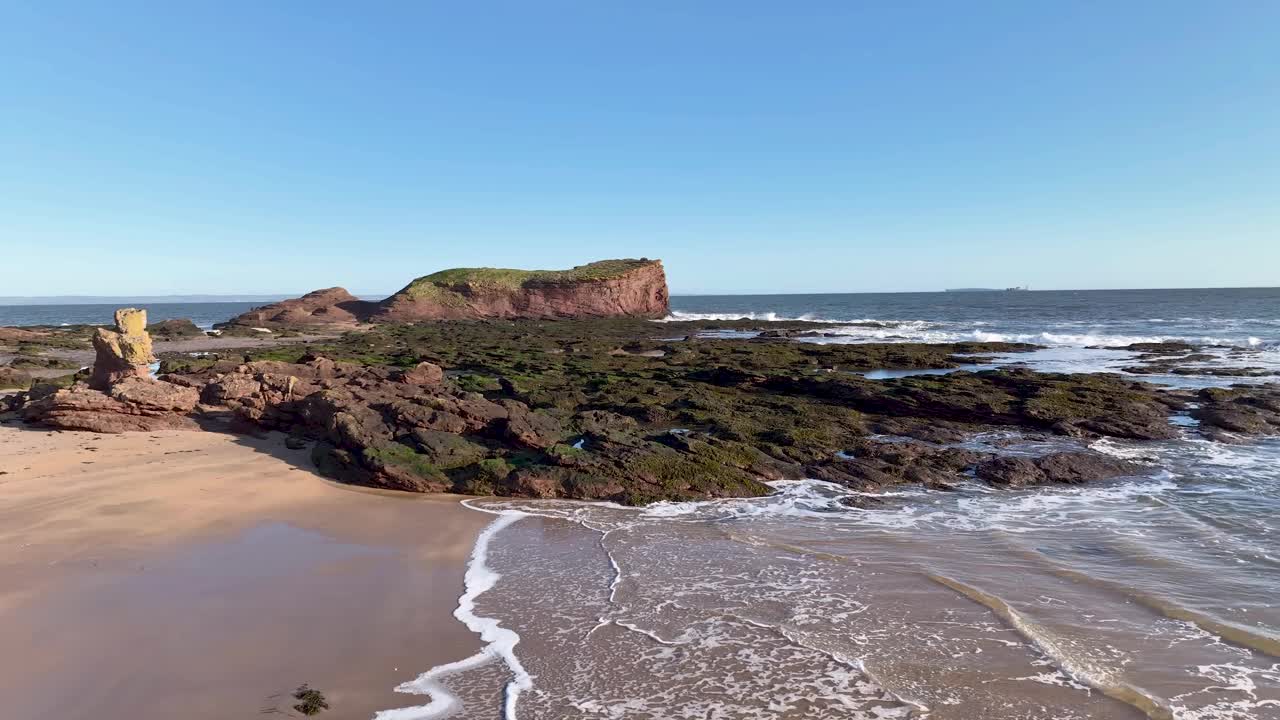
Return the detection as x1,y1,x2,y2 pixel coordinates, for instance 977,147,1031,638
5,288,1280,719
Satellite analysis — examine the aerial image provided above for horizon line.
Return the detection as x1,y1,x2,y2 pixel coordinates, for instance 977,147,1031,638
1,284,1278,305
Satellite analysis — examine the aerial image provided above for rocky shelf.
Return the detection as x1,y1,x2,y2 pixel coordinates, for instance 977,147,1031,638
7,315,1278,505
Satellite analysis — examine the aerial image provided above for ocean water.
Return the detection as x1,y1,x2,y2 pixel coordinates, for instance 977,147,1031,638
669,288,1280,349
0,301,263,330
3,287,1278,348
6,290,1280,718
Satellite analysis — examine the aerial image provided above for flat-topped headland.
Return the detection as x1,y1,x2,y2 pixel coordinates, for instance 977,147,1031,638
217,258,670,330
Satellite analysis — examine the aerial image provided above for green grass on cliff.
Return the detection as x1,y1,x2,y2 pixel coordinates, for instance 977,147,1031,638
399,258,656,298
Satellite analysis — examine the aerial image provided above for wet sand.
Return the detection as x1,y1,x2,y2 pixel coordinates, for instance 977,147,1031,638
0,424,488,720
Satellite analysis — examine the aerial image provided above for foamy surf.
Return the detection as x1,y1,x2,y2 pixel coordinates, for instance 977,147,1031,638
375,509,531,720
659,308,1279,355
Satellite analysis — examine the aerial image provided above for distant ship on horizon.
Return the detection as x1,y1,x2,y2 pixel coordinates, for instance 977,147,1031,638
945,286,1030,292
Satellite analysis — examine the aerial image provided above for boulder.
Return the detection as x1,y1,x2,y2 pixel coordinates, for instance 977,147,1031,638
401,361,444,386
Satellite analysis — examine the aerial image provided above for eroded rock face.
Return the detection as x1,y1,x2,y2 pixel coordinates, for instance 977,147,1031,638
90,308,154,390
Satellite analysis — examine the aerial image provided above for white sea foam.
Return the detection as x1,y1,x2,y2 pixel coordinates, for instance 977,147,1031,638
660,311,1278,352
661,310,835,323
375,510,532,720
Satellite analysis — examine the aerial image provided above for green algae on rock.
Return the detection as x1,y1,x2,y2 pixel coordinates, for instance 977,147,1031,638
130,317,1245,504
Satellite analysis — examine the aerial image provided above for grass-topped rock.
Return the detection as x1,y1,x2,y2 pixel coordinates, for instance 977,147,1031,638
216,258,671,330
374,258,669,321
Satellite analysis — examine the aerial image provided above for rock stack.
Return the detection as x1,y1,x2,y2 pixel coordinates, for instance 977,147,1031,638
89,308,155,389
19,309,201,432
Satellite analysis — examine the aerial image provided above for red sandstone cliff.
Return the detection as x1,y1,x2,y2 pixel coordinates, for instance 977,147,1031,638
373,259,669,322
219,259,670,329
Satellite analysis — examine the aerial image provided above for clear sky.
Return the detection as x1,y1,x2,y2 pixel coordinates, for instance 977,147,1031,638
2,2,1277,296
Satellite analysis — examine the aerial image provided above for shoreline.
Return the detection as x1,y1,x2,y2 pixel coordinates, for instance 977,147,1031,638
0,424,489,720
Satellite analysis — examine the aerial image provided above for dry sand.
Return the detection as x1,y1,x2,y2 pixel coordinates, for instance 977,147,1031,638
0,423,489,720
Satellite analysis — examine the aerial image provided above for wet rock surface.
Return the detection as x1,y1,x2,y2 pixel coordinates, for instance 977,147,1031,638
136,318,1274,503
1191,385,1280,442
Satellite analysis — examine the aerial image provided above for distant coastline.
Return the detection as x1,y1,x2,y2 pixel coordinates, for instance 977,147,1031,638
0,294,388,305
0,295,294,306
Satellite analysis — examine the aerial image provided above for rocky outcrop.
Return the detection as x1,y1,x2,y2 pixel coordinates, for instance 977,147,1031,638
21,379,199,432
372,259,669,321
217,259,670,330
191,356,776,502
217,288,377,330
16,309,202,433
90,308,154,389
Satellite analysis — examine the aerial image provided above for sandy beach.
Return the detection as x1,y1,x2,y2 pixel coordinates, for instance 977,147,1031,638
0,423,488,720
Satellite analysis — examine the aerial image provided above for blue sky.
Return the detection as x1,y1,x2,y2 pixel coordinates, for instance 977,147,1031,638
1,1,1276,296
